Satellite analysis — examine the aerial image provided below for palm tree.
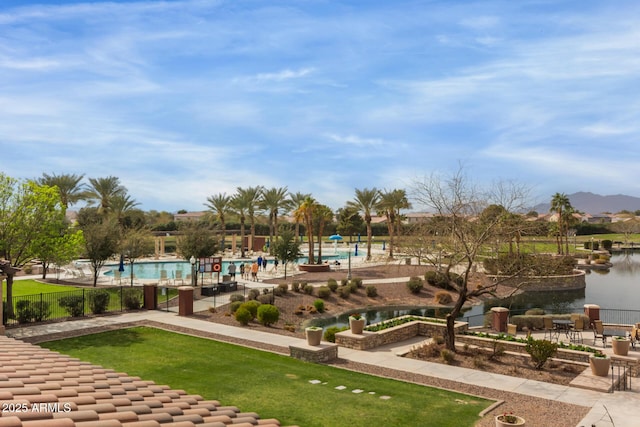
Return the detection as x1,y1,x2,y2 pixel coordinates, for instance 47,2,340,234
205,193,232,252
110,193,140,231
236,186,263,252
37,172,85,208
260,187,290,251
314,204,334,264
293,196,317,264
85,176,127,214
347,188,381,261
230,190,252,258
550,193,572,255
288,191,311,242
378,189,410,259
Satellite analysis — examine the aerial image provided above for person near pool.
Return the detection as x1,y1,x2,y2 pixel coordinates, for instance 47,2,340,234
228,262,236,280
239,262,245,279
262,257,267,271
273,257,279,272
251,260,259,281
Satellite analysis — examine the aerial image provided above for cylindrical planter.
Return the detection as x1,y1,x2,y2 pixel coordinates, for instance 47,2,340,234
495,415,525,426
349,317,365,334
305,327,323,346
589,356,611,377
612,338,630,356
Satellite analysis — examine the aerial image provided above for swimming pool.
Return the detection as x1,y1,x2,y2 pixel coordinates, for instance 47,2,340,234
104,253,350,280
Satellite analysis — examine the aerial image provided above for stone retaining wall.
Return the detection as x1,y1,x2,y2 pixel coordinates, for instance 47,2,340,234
489,270,586,292
335,317,468,350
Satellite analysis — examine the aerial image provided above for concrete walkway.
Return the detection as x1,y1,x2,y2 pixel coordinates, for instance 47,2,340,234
5,308,639,427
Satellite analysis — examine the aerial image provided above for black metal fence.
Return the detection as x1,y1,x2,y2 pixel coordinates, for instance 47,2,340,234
2,286,145,327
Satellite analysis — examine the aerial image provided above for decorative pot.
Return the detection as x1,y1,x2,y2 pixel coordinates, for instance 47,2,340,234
495,414,525,426
305,327,322,346
612,337,630,356
589,355,611,377
349,317,365,334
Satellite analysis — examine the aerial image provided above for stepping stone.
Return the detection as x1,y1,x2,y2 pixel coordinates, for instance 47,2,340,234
309,380,321,385
352,389,364,394
335,386,346,390
380,396,392,400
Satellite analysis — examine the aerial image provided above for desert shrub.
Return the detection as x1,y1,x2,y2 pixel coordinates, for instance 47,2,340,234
235,307,252,326
317,286,331,299
59,295,85,317
303,284,314,295
273,285,286,296
291,282,300,292
347,281,358,293
230,294,245,303
411,341,441,358
424,271,458,290
257,304,280,326
406,276,424,294
434,291,452,305
350,277,363,288
324,326,348,343
337,286,351,299
327,278,338,288
277,283,289,294
248,288,260,300
229,301,243,314
240,300,261,320
88,290,110,314
365,285,378,297
257,293,274,305
525,337,558,369
525,308,545,316
440,349,455,364
340,279,348,286
123,289,142,310
313,299,325,313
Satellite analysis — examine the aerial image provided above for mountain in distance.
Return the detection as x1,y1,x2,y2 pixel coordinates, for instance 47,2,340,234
532,192,640,215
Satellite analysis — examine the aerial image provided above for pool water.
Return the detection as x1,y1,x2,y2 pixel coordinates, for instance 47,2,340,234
104,254,350,279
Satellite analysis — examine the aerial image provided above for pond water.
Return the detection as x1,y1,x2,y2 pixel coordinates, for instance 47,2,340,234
311,251,640,329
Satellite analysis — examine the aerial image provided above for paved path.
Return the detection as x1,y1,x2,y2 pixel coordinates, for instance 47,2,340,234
5,309,639,427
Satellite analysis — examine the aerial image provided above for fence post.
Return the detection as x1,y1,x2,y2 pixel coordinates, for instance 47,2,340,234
82,288,86,317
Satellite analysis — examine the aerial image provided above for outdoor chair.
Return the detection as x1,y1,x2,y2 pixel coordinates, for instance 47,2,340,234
112,270,122,285
174,270,184,286
593,320,605,346
569,317,584,343
159,270,169,285
543,317,559,342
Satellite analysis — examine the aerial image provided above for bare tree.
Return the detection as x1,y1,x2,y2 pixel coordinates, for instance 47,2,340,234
411,167,531,351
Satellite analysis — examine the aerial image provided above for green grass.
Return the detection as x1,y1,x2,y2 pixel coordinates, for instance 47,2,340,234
3,279,82,296
42,327,491,427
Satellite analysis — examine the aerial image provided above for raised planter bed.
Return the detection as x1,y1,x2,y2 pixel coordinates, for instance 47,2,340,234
335,316,468,350
297,264,331,272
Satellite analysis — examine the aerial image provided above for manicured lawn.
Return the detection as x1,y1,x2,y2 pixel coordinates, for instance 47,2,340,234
3,279,81,296
42,327,492,427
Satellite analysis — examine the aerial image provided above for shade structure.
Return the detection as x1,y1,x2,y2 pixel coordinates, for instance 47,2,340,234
329,234,343,240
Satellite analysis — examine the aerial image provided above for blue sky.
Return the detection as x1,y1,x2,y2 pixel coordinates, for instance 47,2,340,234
1,0,639,213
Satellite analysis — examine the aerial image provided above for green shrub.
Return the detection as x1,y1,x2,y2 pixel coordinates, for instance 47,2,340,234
340,279,348,286
324,326,348,343
273,285,286,296
59,295,85,317
365,285,378,297
123,289,142,310
406,276,424,294
240,300,261,320
88,290,110,314
235,307,252,325
525,337,558,369
434,291,452,304
337,286,351,299
31,301,51,322
303,284,314,295
257,304,280,326
347,280,358,293
291,282,300,292
327,278,338,289
424,271,458,290
229,301,243,314
16,300,35,323
230,294,245,303
317,286,331,299
350,277,363,288
313,299,325,313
